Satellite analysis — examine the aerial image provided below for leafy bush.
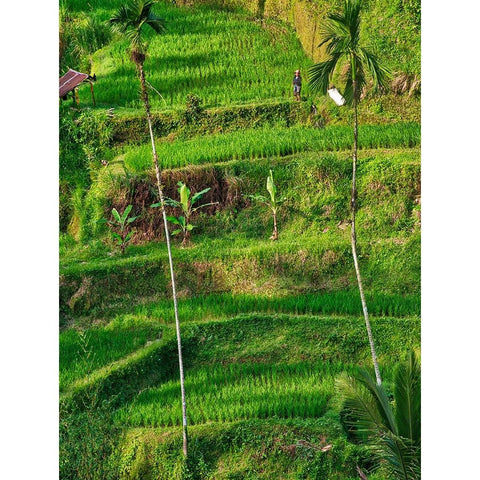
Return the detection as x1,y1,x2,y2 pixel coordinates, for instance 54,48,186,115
60,403,118,480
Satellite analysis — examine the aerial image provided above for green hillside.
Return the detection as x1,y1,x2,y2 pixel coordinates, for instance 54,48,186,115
62,1,312,108
59,0,421,478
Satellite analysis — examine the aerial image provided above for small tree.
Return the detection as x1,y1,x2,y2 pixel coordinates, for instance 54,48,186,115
109,0,189,456
248,170,285,241
153,182,216,247
337,351,421,479
308,0,389,385
99,204,139,254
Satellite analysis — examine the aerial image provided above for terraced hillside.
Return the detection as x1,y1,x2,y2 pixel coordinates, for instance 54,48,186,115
62,1,312,109
59,0,421,478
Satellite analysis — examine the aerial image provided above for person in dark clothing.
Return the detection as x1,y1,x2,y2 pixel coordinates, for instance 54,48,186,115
292,70,302,101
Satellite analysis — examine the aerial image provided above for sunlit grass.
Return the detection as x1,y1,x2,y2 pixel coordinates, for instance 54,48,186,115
134,291,420,322
59,315,163,390
114,361,342,426
72,1,313,108
117,123,420,172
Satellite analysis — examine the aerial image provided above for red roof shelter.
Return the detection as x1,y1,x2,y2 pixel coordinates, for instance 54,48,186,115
59,69,96,106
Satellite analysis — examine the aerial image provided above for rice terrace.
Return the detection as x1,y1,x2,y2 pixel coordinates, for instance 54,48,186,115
59,0,421,478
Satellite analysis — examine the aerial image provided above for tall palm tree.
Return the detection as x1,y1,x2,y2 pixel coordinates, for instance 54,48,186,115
308,0,389,385
109,0,189,456
337,351,421,479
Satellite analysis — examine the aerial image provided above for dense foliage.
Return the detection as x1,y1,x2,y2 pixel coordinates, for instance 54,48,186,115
59,0,420,477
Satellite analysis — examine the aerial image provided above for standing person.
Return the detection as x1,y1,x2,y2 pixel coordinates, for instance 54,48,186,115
292,70,302,101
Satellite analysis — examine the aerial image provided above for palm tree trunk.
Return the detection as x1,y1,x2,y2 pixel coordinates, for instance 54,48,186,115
138,61,189,455
351,83,382,386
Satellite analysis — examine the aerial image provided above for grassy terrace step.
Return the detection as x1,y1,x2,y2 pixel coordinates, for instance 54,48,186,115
66,146,420,250
60,231,420,317
60,232,351,271
61,312,419,477
108,99,306,144
85,93,420,145
60,336,168,400
133,291,420,321
60,313,419,406
70,147,420,256
60,327,177,406
115,122,420,172
115,361,343,427
111,418,376,480
60,316,167,391
60,314,418,477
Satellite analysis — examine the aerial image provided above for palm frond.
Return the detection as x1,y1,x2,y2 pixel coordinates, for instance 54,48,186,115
355,368,398,435
394,351,421,444
380,433,420,480
321,0,362,48
343,0,362,49
338,353,421,480
319,15,349,50
336,372,391,440
359,47,390,92
109,0,165,53
146,11,166,34
311,0,387,102
109,4,132,34
308,52,341,94
341,54,366,105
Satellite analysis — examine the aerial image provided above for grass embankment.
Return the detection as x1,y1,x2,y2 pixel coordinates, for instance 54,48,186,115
59,1,421,478
61,314,420,399
60,232,420,320
60,292,420,391
61,146,420,318
116,122,420,172
110,418,384,479
60,316,165,391
66,145,420,245
60,313,419,478
110,315,419,426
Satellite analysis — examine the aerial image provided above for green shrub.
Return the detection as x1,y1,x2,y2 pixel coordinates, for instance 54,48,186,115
60,405,118,480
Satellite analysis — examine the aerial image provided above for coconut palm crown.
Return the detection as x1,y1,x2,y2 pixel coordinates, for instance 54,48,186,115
110,0,165,62
308,0,388,103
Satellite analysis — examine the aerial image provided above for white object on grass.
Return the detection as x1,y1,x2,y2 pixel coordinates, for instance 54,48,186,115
327,87,346,106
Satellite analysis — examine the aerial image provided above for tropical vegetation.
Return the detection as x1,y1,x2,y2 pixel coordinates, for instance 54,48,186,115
337,351,421,479
59,0,421,477
158,182,216,246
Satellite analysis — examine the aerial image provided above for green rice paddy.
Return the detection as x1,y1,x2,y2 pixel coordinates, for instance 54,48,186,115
118,123,420,172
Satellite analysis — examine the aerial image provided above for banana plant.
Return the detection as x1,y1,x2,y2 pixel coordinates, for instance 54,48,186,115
248,170,285,241
99,204,139,254
152,182,216,246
